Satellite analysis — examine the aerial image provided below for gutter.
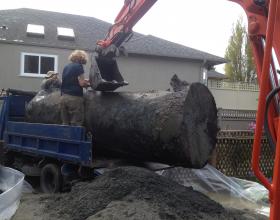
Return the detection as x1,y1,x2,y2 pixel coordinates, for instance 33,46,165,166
0,40,226,66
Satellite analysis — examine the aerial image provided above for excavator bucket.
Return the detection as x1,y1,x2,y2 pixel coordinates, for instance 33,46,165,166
89,56,128,91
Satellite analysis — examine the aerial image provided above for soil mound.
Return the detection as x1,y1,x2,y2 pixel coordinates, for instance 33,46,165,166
42,166,263,220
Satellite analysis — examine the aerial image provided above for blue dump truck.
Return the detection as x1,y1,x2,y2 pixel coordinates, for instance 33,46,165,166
0,89,96,193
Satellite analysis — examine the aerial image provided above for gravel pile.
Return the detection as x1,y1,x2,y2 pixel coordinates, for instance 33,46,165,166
41,166,266,220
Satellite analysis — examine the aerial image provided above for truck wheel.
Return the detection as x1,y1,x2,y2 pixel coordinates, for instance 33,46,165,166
40,164,62,193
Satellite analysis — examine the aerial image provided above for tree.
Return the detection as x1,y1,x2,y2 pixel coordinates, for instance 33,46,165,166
244,35,257,83
224,17,256,82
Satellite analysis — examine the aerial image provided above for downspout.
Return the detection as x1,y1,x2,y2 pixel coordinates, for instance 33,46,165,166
201,59,208,86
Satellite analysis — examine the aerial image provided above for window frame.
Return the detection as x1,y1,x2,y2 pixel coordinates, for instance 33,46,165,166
20,52,58,78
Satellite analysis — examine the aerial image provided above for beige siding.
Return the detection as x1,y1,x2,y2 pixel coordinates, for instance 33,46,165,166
209,88,259,110
117,56,202,91
0,43,203,92
208,80,259,110
0,43,91,91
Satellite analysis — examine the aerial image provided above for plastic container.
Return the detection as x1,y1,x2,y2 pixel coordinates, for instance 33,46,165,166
0,166,24,220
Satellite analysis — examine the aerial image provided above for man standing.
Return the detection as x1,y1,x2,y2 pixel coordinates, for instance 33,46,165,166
41,71,61,93
61,50,90,126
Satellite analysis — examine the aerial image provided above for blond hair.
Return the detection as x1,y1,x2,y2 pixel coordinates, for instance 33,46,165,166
69,50,88,64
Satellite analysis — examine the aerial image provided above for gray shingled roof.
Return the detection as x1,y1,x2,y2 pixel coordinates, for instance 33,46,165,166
0,8,226,66
208,70,228,79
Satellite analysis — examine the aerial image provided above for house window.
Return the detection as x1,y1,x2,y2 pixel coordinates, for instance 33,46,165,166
20,53,58,77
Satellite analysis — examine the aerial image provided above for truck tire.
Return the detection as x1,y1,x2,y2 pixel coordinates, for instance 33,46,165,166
40,164,62,193
1,152,14,167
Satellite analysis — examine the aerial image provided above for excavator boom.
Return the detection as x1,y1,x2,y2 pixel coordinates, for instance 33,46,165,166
97,0,157,49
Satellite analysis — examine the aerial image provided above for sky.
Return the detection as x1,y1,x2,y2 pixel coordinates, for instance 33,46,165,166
0,0,247,73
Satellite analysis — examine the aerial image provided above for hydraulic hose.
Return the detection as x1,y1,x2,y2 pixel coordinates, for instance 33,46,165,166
264,86,280,151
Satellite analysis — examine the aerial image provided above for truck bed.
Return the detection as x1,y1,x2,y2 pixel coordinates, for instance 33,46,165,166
4,121,92,167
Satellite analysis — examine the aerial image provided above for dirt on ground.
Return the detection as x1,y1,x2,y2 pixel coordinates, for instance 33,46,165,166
13,166,268,220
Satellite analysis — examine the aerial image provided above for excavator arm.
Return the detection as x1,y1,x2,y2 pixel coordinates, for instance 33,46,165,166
93,0,280,219
236,1,280,220
91,0,157,91
96,0,157,50
229,1,280,220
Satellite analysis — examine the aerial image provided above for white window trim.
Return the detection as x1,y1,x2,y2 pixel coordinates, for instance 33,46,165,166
20,52,58,78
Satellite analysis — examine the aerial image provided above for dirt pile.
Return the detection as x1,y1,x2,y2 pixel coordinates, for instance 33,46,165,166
39,166,265,220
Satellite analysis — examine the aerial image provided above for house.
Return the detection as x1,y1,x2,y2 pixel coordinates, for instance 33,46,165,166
0,8,226,92
206,69,259,130
207,71,259,111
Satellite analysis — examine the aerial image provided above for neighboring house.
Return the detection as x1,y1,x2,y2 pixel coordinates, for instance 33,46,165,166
207,70,228,81
0,8,225,92
208,79,259,111
206,70,259,130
